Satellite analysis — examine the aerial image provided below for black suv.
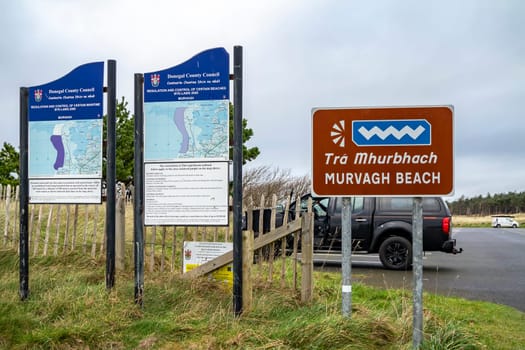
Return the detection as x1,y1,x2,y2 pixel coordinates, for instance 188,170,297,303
276,195,462,270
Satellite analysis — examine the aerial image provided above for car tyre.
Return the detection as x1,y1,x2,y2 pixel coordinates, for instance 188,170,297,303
379,236,412,270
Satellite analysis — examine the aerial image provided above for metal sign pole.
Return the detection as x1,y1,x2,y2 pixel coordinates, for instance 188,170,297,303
232,45,244,316
412,197,424,348
105,60,117,290
341,197,352,317
134,73,145,306
19,87,29,300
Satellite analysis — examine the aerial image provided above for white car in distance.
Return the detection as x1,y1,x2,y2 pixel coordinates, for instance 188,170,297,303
492,216,519,228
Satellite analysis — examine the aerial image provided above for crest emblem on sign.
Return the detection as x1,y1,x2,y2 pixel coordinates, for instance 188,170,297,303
151,74,160,87
34,89,43,102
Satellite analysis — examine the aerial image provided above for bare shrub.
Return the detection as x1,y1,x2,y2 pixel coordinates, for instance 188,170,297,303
242,165,310,206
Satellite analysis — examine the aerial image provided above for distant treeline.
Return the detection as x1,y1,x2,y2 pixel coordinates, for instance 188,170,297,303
446,191,525,216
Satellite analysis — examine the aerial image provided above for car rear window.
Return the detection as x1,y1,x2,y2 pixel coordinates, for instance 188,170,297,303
378,197,441,212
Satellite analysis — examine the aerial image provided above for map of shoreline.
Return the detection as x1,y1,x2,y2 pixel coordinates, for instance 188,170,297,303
144,100,229,161
29,119,103,177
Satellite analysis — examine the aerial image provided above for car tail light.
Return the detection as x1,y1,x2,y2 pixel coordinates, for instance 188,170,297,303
442,217,451,235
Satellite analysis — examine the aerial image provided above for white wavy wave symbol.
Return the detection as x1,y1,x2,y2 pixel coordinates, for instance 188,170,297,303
358,125,426,140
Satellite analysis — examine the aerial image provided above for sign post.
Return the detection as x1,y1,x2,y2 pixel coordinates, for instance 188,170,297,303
341,197,352,317
312,106,453,346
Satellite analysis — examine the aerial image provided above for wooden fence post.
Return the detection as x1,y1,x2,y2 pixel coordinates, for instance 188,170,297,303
293,197,300,290
116,185,126,270
171,226,177,272
160,226,167,272
53,205,62,256
267,194,277,285
63,205,71,253
181,227,188,274
43,206,53,256
71,204,79,251
280,196,291,288
13,186,20,249
242,229,253,312
28,204,35,253
256,194,265,279
3,184,11,247
149,226,156,272
33,205,43,256
91,205,99,258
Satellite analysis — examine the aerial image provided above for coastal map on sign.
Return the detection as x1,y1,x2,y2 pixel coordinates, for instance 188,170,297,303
29,119,102,177
144,100,229,161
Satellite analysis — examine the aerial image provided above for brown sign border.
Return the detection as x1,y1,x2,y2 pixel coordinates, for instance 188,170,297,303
311,106,454,197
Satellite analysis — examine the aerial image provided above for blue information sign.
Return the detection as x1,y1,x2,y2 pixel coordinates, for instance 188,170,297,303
144,47,229,102
27,62,104,204
143,48,231,226
29,62,104,121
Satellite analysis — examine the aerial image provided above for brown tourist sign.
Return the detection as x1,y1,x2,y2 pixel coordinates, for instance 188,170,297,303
312,106,454,196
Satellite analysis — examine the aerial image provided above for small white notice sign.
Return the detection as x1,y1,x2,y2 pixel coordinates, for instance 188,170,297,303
145,161,229,226
29,178,101,204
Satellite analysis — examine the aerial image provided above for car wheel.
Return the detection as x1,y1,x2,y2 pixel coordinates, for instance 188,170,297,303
496,224,501,228
379,236,412,270
512,224,517,228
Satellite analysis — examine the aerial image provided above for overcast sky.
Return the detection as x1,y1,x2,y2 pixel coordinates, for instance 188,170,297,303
2,0,524,200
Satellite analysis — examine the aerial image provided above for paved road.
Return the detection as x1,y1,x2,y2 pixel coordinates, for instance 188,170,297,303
314,227,525,312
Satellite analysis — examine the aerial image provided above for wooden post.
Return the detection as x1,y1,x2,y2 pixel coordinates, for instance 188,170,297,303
91,205,99,258
71,204,79,251
293,197,300,290
53,204,62,256
43,206,53,256
161,226,167,272
63,205,71,253
13,185,20,249
257,194,265,278
149,226,156,272
3,184,11,247
267,194,277,284
171,226,177,273
242,230,253,312
28,204,35,253
115,184,126,270
33,205,43,256
280,196,291,288
301,198,314,303
192,226,197,241
82,206,89,254
181,227,188,274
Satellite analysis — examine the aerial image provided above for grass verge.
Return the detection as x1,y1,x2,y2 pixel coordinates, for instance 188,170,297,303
1,250,524,349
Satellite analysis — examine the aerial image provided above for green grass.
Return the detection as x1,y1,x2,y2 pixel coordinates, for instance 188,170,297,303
1,250,524,349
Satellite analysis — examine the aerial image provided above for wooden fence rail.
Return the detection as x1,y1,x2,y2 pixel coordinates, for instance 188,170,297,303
0,184,313,302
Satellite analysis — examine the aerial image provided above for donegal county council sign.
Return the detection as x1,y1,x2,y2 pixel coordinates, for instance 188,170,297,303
311,106,453,197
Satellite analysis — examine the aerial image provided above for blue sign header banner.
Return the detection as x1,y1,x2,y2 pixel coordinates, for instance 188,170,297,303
144,47,229,102
28,62,104,122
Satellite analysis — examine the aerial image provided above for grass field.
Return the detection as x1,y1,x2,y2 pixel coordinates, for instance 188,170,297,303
453,213,525,227
1,249,524,349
